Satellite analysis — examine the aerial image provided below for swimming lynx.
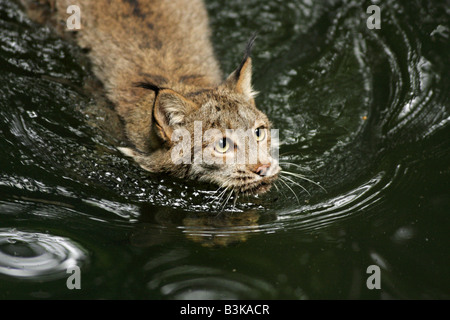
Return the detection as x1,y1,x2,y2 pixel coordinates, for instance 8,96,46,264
21,0,284,201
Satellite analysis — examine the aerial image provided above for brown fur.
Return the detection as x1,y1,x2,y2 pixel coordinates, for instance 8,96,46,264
20,0,280,195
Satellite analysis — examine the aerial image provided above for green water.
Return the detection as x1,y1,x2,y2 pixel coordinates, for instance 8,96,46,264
0,0,449,299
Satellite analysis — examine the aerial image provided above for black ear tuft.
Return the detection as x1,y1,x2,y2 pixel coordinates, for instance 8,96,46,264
236,33,257,79
134,81,161,93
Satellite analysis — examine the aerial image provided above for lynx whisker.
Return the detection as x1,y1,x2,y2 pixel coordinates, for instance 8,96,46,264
278,176,300,204
220,188,235,211
207,186,226,204
281,171,327,192
274,181,285,197
211,187,229,209
279,162,315,174
273,182,279,191
280,174,311,196
232,194,239,212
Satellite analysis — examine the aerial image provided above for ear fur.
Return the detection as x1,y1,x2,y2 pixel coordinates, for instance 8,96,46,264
225,34,258,100
153,89,197,142
117,147,139,158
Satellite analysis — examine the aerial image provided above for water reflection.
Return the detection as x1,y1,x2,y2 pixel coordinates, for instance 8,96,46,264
130,204,278,247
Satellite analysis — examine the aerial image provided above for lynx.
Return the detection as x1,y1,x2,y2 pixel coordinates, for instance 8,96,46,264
20,0,281,199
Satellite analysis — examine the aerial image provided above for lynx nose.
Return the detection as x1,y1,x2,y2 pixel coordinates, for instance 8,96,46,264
254,163,271,176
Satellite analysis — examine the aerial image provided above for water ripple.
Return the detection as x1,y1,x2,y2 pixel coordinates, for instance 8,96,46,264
145,249,276,299
0,228,87,281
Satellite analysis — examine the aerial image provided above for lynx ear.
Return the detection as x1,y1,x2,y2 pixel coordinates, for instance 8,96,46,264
153,89,197,142
225,35,258,101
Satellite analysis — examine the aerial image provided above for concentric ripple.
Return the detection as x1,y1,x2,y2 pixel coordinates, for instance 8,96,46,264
0,228,87,281
145,249,276,299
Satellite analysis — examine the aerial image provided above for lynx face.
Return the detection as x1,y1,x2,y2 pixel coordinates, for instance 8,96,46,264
182,87,281,195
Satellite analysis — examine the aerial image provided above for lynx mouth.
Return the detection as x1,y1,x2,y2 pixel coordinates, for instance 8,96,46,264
236,175,278,195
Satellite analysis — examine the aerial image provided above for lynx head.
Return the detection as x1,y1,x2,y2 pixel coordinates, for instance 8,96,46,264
119,36,281,197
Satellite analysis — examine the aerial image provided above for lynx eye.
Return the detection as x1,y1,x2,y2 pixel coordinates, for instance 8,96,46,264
254,127,266,141
215,137,231,153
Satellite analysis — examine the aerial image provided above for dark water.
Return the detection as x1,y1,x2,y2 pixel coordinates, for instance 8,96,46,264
0,0,449,299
